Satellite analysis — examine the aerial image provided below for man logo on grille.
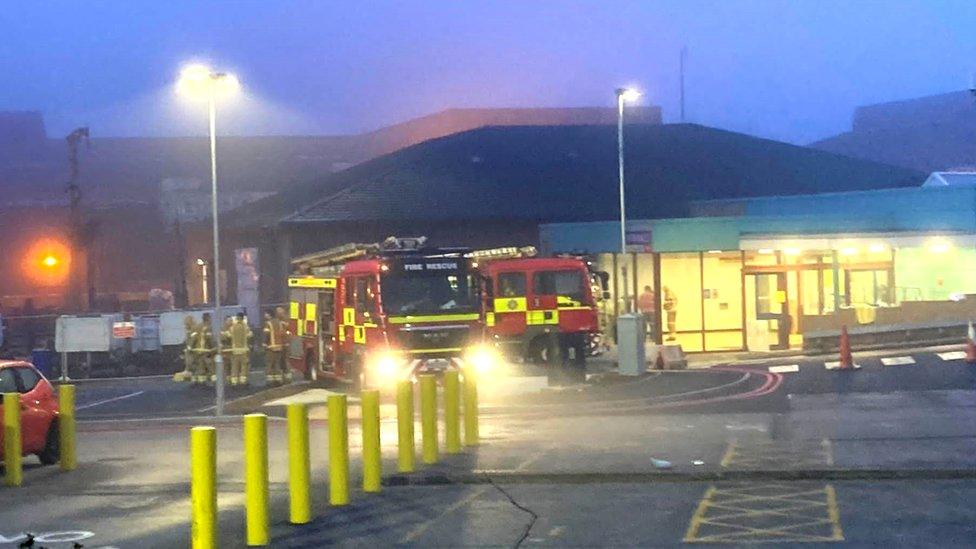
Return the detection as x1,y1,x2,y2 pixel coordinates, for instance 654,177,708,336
507,299,519,311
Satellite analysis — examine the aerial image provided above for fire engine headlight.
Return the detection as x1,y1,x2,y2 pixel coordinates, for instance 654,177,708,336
366,350,404,383
465,344,501,375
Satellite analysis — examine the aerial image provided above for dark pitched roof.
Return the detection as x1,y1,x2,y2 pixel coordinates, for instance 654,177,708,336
282,124,924,225
810,91,976,172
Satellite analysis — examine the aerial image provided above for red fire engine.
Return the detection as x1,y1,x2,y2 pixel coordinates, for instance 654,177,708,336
474,246,608,367
287,237,498,388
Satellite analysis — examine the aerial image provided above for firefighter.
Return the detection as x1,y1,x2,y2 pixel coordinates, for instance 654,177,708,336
229,312,251,386
276,306,293,382
193,313,216,384
263,309,289,384
220,317,234,384
177,315,196,382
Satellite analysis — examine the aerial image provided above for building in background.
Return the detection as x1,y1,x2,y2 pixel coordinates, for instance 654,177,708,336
2,106,659,311
812,90,976,173
159,178,273,224
542,183,976,353
204,122,922,311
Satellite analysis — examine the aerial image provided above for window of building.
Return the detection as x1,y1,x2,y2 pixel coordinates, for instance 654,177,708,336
702,251,744,351
660,252,704,352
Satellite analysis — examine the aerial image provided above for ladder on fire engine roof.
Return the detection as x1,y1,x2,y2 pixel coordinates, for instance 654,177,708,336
465,246,538,261
290,236,434,270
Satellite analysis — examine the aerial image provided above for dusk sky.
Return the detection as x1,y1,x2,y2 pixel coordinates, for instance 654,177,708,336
3,0,976,143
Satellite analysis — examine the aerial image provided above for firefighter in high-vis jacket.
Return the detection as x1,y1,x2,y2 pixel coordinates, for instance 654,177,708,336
175,315,197,382
220,316,234,381
263,308,290,384
192,313,216,384
229,312,251,385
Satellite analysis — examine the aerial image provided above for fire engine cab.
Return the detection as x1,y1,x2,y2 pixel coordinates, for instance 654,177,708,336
474,246,608,366
287,237,499,388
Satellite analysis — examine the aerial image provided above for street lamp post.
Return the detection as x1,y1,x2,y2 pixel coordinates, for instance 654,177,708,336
178,64,239,416
616,87,640,313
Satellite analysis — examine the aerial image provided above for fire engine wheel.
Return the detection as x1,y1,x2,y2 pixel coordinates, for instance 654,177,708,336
529,336,561,366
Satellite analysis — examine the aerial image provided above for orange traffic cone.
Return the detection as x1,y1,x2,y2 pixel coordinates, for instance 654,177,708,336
838,325,860,370
965,321,976,364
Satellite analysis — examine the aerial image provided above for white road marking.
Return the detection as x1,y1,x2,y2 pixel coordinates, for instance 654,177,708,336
769,365,799,373
938,351,967,361
264,388,359,406
881,356,915,366
824,361,860,370
76,391,145,411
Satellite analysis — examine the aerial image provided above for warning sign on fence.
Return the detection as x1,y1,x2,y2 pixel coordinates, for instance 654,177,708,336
112,321,136,339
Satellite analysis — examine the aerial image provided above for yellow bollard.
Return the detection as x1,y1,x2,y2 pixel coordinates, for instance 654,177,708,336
287,403,311,525
244,414,269,546
361,389,381,493
328,394,349,505
463,368,479,446
59,384,76,471
419,375,438,464
190,426,218,549
396,381,415,473
444,370,461,454
3,392,22,487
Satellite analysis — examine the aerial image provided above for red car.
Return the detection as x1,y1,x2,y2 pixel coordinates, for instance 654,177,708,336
0,361,60,465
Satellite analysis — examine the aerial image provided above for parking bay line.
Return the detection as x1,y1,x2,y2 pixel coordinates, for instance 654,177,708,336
76,391,145,411
881,356,915,366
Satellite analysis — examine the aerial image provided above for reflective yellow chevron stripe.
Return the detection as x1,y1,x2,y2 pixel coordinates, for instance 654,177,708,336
485,312,495,327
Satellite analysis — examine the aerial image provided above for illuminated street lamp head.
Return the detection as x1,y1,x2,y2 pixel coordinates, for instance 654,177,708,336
42,255,58,268
177,63,240,99
616,87,641,103
196,258,207,266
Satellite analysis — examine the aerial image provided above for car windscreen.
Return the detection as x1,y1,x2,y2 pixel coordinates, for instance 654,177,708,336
381,272,478,315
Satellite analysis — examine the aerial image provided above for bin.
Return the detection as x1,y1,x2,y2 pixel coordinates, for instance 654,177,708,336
616,314,647,376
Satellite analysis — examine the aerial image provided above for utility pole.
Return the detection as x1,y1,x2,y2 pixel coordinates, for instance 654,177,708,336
64,127,93,311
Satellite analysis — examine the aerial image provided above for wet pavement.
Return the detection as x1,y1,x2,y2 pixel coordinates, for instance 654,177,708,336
4,348,976,547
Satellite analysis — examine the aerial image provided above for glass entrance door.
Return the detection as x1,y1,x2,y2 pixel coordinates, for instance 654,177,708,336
745,272,790,350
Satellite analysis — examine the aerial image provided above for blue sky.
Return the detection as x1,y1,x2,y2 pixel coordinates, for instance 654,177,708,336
2,0,975,143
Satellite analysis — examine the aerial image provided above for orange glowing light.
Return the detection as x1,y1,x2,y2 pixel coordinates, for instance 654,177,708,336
22,238,71,286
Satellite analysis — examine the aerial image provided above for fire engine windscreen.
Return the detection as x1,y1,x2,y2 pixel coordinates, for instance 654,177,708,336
382,267,478,315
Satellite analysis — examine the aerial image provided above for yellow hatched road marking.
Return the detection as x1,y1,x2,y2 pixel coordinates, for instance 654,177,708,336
826,485,844,540
685,438,843,544
683,487,716,542
720,439,737,468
